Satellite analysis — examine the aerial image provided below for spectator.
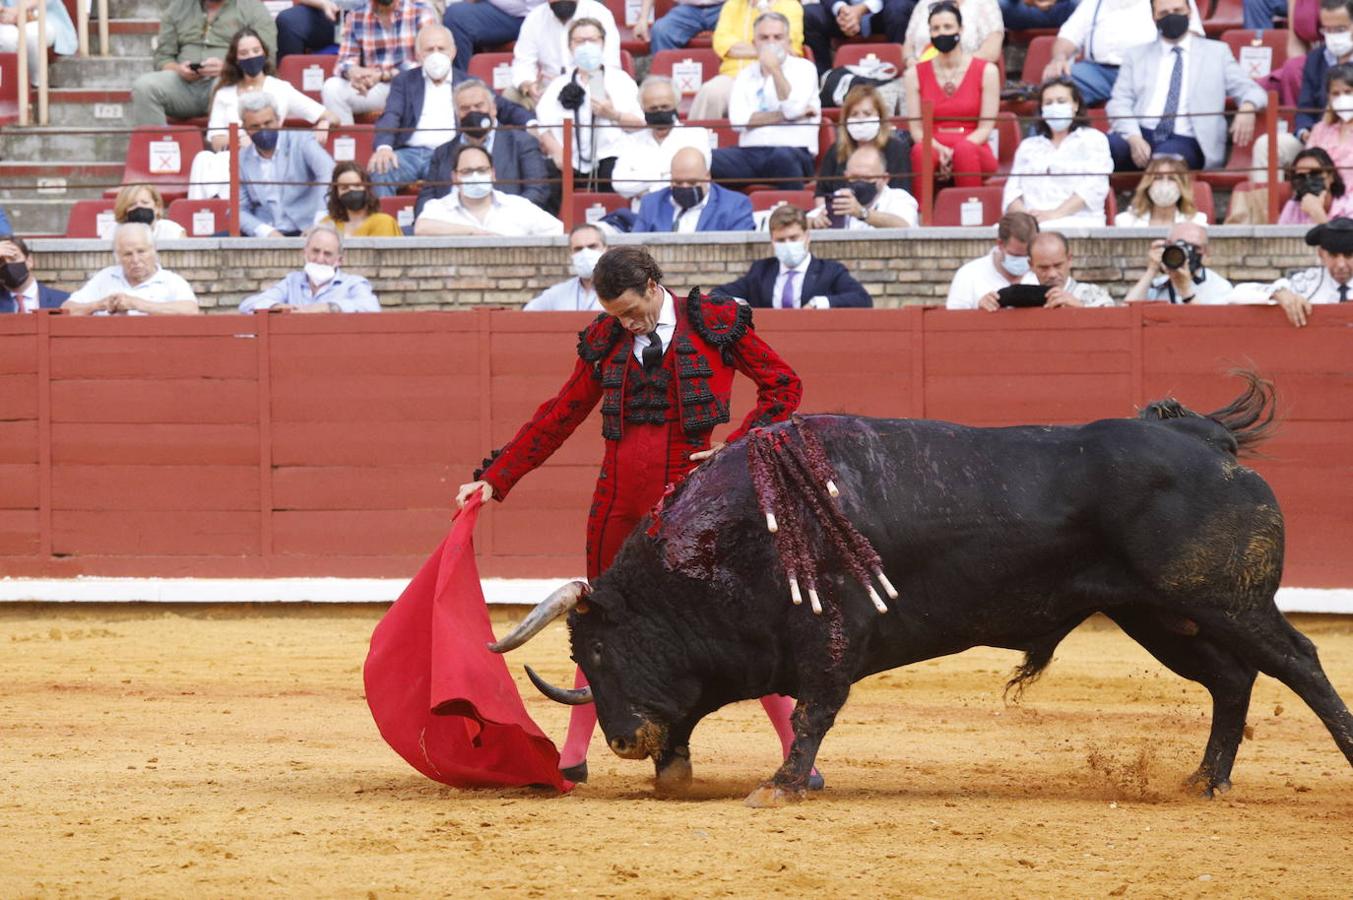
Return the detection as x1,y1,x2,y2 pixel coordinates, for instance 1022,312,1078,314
523,223,607,310
62,223,199,316
688,0,804,121
319,162,403,236
414,144,565,236
1273,62,1353,187
1113,154,1208,226
612,76,713,204
814,144,918,229
510,0,622,108
0,235,69,313
945,210,1039,310
188,27,337,201
712,12,821,191
635,0,727,54
114,184,187,242
0,0,76,73
1124,221,1234,303
714,204,873,308
369,25,464,198
904,1,999,190
238,92,337,237
1280,147,1353,224
803,0,916,75
417,78,549,217
901,0,1003,70
321,0,437,125
239,225,380,313
536,18,644,194
1043,0,1203,106
0,205,10,233
1029,232,1116,307
132,0,276,126
1003,77,1112,228
1270,217,1353,326
1000,0,1075,31
443,0,545,75
811,84,912,220
634,146,755,231
1105,0,1265,173
275,0,367,61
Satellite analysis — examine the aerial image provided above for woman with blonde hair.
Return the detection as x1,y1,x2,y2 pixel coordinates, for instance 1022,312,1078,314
1113,155,1207,227
113,184,186,241
809,84,911,227
318,162,403,237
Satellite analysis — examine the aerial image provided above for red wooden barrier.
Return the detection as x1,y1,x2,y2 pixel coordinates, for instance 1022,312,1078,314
1,306,1351,586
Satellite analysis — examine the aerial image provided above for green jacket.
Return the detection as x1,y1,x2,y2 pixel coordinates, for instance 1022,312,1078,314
152,0,278,68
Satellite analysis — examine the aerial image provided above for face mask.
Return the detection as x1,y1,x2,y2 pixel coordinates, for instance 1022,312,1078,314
1326,30,1353,57
251,128,279,152
571,247,604,279
339,189,368,212
304,262,336,285
1147,177,1182,207
238,55,267,78
550,0,577,21
422,51,451,82
374,0,394,6
1001,251,1030,277
845,118,881,142
124,206,156,225
1333,94,1353,121
931,33,961,54
773,240,807,269
644,108,677,127
573,41,603,72
771,43,788,63
0,261,28,290
1041,101,1075,132
459,172,494,199
1295,173,1328,197
1155,12,1190,40
459,111,492,140
671,184,704,210
849,180,879,208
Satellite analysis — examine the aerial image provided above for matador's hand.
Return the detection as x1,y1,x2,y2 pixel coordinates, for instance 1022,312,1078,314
455,480,494,508
689,442,726,462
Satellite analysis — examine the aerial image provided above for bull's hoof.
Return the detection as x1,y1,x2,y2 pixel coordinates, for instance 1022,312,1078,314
807,769,825,792
560,761,588,784
744,784,806,808
1186,769,1231,798
654,756,693,795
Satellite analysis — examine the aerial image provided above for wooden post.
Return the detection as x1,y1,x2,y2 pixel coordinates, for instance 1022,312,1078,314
229,122,242,237
36,0,47,125
561,117,574,230
98,0,109,56
16,4,28,126
920,99,935,226
1265,90,1279,224
77,0,88,57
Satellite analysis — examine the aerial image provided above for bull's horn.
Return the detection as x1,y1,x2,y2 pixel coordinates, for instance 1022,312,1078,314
486,580,590,653
525,665,594,705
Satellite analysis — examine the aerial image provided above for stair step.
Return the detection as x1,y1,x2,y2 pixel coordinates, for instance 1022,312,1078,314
46,88,135,126
102,0,165,20
0,161,125,200
50,55,154,89
3,197,84,238
0,126,134,163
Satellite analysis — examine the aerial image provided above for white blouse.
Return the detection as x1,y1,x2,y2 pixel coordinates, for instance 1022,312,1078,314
1002,127,1112,225
207,76,326,143
1113,208,1209,227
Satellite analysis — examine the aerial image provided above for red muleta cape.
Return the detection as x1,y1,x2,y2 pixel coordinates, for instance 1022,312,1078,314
363,495,571,792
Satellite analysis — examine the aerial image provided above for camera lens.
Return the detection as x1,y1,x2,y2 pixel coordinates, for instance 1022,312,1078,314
1161,245,1187,270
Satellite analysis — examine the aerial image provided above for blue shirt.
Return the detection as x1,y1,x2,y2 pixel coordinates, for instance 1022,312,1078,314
239,269,380,313
239,131,335,237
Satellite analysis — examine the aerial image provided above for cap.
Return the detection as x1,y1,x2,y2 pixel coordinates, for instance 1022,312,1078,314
1304,216,1353,253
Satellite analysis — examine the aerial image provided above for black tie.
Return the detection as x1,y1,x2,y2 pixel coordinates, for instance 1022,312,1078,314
1340,283,1350,303
642,331,663,369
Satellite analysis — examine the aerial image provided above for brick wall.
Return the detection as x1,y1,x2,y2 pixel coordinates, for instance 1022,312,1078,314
28,226,1317,312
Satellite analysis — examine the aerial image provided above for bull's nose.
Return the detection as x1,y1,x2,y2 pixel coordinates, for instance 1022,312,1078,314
609,736,634,755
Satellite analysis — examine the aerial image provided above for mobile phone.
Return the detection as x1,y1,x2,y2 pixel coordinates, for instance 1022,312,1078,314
188,62,203,71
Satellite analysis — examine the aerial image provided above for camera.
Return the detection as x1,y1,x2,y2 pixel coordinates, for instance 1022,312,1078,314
1293,173,1328,200
1160,240,1206,285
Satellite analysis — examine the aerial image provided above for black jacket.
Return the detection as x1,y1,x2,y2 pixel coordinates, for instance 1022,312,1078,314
714,256,873,308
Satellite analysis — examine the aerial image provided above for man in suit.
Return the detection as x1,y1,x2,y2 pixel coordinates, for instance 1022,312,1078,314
238,92,336,237
1105,0,1267,172
0,235,69,313
633,147,755,232
714,204,872,308
415,77,549,216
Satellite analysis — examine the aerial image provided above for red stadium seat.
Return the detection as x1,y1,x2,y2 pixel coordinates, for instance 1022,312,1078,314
105,126,203,202
321,124,375,169
278,54,336,103
1197,137,1254,191
1229,178,1293,223
165,198,232,237
748,189,815,212
1105,189,1118,222
1086,106,1111,133
572,191,630,224
832,42,905,75
1204,0,1245,37
604,0,652,57
379,195,417,231
1020,35,1065,89
932,186,1004,226
651,48,723,115
0,53,20,125
619,49,637,77
467,52,515,93
1221,28,1290,80
64,199,118,238
992,110,1020,175
1188,179,1216,223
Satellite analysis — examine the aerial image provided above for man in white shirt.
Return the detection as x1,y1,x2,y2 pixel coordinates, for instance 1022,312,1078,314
611,75,712,204
370,25,460,198
713,12,821,191
524,223,607,311
511,0,622,108
946,211,1040,311
62,223,200,316
1030,231,1116,308
817,144,917,230
414,144,565,236
1260,217,1353,327
1124,221,1234,304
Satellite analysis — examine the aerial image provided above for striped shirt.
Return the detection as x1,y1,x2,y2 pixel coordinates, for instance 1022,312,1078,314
336,0,437,77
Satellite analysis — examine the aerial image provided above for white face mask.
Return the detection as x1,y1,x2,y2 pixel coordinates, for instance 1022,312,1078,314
304,261,336,286
846,118,881,142
1333,93,1353,121
1327,30,1353,57
1041,101,1075,132
767,42,788,63
422,51,451,82
1148,177,1182,207
773,240,808,269
1001,252,1030,277
571,246,604,279
459,173,493,200
573,41,604,72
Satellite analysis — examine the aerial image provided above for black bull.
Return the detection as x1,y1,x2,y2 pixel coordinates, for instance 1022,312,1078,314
491,376,1353,806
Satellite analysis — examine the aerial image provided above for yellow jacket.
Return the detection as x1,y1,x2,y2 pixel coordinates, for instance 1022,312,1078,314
712,0,805,79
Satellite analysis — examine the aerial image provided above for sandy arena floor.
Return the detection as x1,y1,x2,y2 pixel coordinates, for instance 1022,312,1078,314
3,603,1352,898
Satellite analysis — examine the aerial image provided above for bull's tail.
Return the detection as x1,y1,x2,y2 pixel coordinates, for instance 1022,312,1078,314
1137,369,1277,457
1003,618,1088,703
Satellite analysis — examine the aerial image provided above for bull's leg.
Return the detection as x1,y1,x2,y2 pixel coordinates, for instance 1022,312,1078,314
653,722,695,795
745,684,849,808
1107,606,1257,796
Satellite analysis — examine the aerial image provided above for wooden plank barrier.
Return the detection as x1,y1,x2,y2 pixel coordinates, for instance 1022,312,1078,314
1,306,1351,586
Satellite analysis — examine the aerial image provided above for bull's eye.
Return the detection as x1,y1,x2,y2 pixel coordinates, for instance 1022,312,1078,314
590,640,604,668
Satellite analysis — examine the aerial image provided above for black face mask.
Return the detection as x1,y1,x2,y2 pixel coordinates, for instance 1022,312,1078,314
124,206,156,225
931,33,961,54
644,108,677,127
339,189,368,211
550,0,577,21
0,261,28,290
849,180,879,207
1155,12,1190,40
238,55,267,78
459,111,492,140
672,184,704,210
374,0,395,6
1295,173,1328,199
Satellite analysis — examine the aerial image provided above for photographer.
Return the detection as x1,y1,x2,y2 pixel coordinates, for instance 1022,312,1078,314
1278,148,1353,225
1124,221,1233,304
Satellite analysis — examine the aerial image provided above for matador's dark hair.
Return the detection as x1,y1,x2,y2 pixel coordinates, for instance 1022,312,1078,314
593,246,664,302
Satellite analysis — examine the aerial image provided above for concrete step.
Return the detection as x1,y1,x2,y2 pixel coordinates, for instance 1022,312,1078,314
3,197,81,237
46,89,134,127
105,20,160,57
101,0,165,20
0,161,124,200
0,126,133,162
49,54,153,89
